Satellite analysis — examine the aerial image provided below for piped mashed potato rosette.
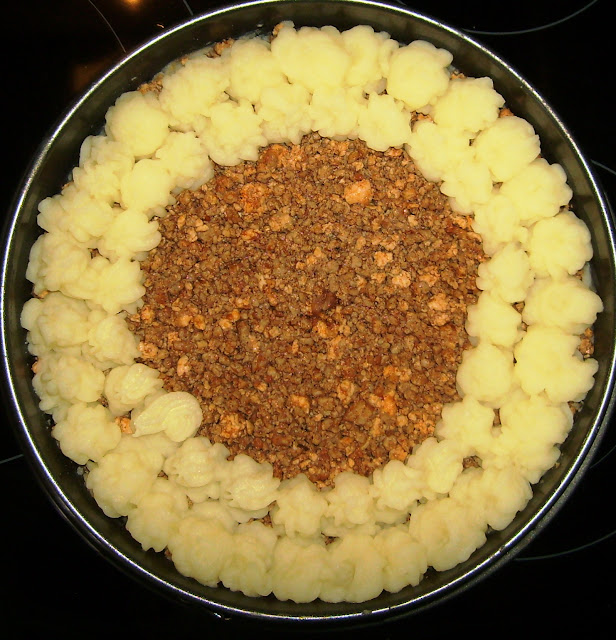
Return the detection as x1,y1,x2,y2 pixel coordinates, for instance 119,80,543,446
21,23,603,604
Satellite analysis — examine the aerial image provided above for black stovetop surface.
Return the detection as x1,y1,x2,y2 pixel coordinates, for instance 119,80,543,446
2,1,615,636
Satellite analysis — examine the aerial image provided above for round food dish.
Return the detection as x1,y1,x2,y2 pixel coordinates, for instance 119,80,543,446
1,0,615,627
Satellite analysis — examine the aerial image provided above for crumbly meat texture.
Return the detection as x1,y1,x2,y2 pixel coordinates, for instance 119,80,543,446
127,133,486,487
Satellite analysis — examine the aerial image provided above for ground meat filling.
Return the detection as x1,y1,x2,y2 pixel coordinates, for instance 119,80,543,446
127,133,486,487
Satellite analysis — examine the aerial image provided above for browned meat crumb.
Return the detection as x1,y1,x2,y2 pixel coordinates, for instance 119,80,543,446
127,133,486,487
208,38,235,57
578,326,595,357
138,74,164,94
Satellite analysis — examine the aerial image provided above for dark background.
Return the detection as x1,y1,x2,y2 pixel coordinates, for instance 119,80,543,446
1,1,615,637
